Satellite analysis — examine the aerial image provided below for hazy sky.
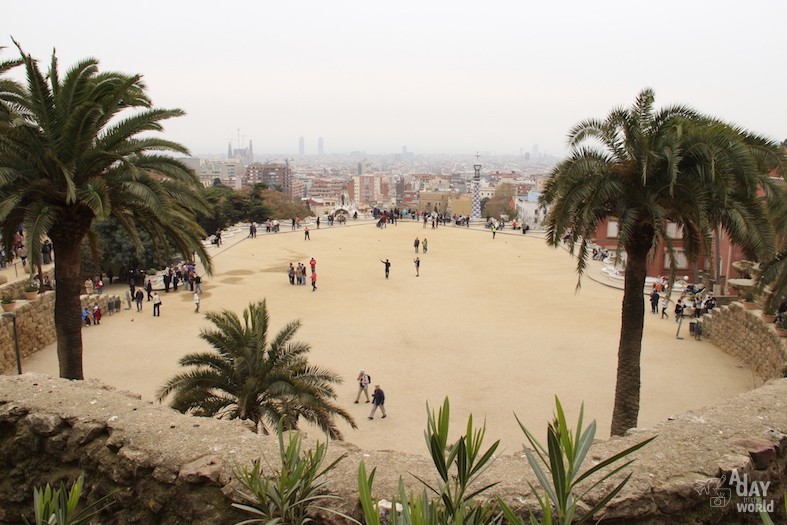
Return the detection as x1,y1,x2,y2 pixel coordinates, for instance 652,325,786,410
5,1,786,157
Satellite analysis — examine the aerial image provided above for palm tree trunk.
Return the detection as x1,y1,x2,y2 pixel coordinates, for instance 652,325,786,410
50,227,88,380
610,238,650,436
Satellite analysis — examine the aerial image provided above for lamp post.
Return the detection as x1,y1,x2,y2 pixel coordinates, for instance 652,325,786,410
2,311,21,374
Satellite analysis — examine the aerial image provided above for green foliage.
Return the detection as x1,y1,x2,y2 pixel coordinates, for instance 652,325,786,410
358,398,502,525
194,185,309,235
22,474,113,525
157,300,356,439
91,218,176,275
499,398,654,525
1,294,15,304
232,425,356,525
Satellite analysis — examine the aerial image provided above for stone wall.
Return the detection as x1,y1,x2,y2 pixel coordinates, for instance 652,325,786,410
0,374,786,524
0,293,122,375
702,303,787,380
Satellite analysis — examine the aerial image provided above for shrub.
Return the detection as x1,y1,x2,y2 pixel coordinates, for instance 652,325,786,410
232,424,355,525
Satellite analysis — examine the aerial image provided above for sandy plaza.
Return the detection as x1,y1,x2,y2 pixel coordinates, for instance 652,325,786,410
18,220,757,456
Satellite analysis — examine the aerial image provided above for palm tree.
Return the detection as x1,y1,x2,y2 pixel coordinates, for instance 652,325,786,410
157,300,357,440
757,183,787,309
0,47,23,126
540,89,783,436
0,43,212,380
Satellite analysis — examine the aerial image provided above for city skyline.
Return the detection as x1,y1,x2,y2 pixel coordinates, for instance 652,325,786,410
4,1,785,157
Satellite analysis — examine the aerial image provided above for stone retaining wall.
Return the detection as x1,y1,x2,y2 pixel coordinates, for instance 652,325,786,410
0,375,786,524
702,303,787,380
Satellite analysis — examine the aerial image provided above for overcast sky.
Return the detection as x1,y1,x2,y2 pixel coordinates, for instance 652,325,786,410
5,1,785,157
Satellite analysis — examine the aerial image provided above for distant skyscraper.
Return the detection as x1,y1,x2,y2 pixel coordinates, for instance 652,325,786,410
402,145,408,155
318,137,324,156
299,136,305,156
531,144,539,158
227,141,232,160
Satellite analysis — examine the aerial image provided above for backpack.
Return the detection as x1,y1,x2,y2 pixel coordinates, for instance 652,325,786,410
365,374,371,384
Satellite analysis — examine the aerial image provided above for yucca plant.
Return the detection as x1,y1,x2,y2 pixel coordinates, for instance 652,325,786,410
358,463,498,525
22,474,113,525
358,398,502,525
412,398,501,522
232,424,356,524
500,397,654,524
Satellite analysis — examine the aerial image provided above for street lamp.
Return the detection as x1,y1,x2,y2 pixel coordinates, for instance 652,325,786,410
2,311,21,374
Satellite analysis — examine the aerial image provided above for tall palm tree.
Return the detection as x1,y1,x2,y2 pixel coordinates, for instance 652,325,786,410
757,182,787,309
0,44,212,379
540,89,783,436
157,300,357,440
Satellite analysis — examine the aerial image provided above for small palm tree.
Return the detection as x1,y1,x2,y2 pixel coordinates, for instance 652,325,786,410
541,89,783,436
157,300,357,439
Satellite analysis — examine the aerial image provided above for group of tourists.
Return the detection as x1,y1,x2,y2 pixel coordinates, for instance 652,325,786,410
82,304,102,326
0,228,55,270
287,258,317,291
159,263,202,294
649,284,717,322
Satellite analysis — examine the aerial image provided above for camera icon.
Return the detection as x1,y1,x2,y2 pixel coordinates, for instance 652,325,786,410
709,488,731,508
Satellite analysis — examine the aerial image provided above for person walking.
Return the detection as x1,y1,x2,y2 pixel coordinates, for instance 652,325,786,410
368,385,386,419
304,226,310,240
422,238,428,254
380,259,391,279
414,257,420,277
194,274,202,294
145,277,153,301
492,226,497,239
414,237,420,253
152,292,161,317
661,295,670,319
134,288,144,312
309,257,317,274
194,291,200,313
311,271,317,292
649,289,660,314
354,370,371,403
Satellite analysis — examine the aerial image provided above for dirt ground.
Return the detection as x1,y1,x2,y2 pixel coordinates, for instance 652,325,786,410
20,220,758,456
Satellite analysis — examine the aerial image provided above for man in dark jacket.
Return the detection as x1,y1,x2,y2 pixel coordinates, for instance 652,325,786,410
368,385,386,420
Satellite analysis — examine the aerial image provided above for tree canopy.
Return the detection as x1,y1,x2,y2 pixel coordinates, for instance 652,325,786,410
541,88,784,435
0,43,212,379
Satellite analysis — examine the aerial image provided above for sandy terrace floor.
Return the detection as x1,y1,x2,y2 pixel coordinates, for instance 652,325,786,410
18,221,758,456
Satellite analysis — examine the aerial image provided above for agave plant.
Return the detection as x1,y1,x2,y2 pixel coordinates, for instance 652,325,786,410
499,397,654,524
